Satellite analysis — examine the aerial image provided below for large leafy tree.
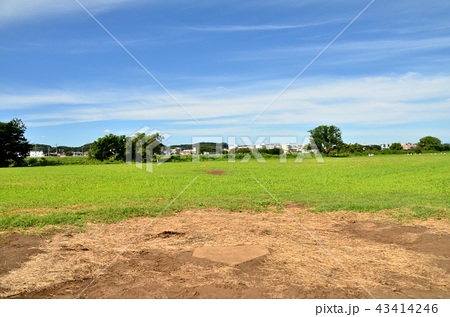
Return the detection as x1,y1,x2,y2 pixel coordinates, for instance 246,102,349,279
417,136,442,151
308,125,343,156
89,134,127,161
0,118,31,167
389,143,403,151
127,132,164,162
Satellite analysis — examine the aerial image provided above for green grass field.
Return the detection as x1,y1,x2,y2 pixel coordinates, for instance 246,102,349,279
1,154,449,230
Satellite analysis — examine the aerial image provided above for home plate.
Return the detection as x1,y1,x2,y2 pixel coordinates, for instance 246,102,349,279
192,245,270,265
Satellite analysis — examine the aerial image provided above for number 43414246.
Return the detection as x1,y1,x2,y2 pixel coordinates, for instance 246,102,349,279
376,304,438,314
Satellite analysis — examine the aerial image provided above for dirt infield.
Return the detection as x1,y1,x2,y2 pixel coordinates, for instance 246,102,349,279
1,208,449,299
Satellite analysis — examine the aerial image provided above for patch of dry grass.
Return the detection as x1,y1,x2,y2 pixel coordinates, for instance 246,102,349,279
1,209,449,298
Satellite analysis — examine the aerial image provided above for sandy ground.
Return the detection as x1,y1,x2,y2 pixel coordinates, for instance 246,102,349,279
1,208,449,299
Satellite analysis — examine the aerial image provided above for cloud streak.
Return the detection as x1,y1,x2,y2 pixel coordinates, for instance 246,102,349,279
4,73,449,131
0,0,145,27
231,36,450,64
184,21,338,32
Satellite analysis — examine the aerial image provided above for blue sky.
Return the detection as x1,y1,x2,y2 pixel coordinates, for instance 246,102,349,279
1,0,449,146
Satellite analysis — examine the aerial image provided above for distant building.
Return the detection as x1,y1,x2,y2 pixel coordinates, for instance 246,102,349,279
264,143,282,150
181,149,195,155
72,152,85,157
402,143,417,150
282,144,291,153
380,143,391,150
288,145,304,153
170,147,182,155
29,150,44,157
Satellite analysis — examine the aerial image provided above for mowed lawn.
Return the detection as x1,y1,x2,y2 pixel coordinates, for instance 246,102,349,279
0,154,449,230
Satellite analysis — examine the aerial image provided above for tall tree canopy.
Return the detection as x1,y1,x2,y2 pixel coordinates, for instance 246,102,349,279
389,143,403,151
418,136,442,151
89,132,164,162
127,132,164,162
0,118,31,167
308,125,343,156
89,134,127,161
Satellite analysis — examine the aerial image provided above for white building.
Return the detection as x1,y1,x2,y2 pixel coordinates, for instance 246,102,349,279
282,144,292,153
29,150,44,157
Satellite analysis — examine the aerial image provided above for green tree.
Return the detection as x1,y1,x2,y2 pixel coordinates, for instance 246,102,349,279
89,134,126,161
127,132,164,162
259,148,283,155
236,147,251,154
417,136,442,151
338,143,364,155
308,125,343,156
366,144,382,151
199,145,217,154
389,143,403,151
0,118,31,167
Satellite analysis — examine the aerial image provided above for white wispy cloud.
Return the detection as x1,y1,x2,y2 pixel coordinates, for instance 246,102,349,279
231,36,450,63
183,21,337,32
0,0,145,27
3,73,449,130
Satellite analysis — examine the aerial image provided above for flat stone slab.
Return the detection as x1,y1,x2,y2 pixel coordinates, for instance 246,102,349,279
192,245,270,265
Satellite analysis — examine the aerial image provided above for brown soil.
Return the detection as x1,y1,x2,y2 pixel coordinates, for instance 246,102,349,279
1,209,449,299
205,170,226,175
0,234,44,276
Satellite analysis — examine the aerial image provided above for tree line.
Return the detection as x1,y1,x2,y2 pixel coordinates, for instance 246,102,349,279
308,125,448,156
1,118,448,167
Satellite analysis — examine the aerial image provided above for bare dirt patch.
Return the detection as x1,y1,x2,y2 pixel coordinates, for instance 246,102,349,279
192,245,270,265
0,233,44,283
205,170,226,176
1,210,449,299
